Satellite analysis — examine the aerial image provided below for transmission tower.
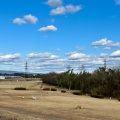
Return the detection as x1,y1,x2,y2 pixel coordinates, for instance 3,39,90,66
25,61,28,74
104,58,106,70
66,66,71,70
79,64,84,73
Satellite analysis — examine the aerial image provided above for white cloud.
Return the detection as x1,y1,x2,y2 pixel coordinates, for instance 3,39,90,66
109,57,120,61
115,0,120,4
0,54,21,61
13,18,26,25
13,14,38,25
50,5,82,15
23,14,38,24
100,53,108,58
110,50,120,57
92,38,112,46
104,47,111,50
111,42,120,47
92,38,120,48
38,25,57,32
90,59,104,65
66,5,81,13
45,0,62,7
2,51,120,73
27,52,59,59
66,52,90,60
50,6,66,15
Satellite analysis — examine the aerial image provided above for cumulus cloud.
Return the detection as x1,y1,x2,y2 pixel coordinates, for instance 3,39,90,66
23,14,38,24
13,18,26,25
45,0,62,7
38,25,57,32
50,5,82,15
90,59,104,65
92,38,112,46
66,5,81,13
115,0,120,4
104,47,111,50
26,51,120,73
111,42,120,47
0,53,21,62
13,14,38,25
92,38,120,48
66,52,90,60
27,52,59,60
110,50,120,57
50,6,65,15
100,53,108,58
2,51,120,73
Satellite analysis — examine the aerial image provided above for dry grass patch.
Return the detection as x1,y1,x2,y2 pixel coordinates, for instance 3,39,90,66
0,110,45,120
0,82,120,120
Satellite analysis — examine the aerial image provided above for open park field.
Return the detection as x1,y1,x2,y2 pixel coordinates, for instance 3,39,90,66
0,80,120,120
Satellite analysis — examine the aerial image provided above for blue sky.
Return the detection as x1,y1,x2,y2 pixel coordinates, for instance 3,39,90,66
0,0,120,73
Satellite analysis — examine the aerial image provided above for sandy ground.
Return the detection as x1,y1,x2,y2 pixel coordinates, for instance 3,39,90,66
0,82,120,120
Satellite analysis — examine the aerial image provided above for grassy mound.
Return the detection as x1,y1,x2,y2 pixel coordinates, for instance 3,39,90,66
61,90,66,93
51,88,57,91
43,88,50,91
14,87,26,90
91,94,104,99
72,91,83,95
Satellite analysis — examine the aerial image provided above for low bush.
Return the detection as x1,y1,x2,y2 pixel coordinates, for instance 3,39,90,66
14,87,26,90
118,98,120,101
61,90,66,93
43,88,50,91
72,91,83,95
91,94,104,99
51,88,57,91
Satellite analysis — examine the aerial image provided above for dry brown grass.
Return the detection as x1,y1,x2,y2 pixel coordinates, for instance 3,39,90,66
0,110,45,120
0,81,120,120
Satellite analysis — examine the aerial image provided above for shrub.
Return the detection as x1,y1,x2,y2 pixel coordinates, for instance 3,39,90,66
118,98,120,101
72,91,83,95
91,94,104,99
43,88,50,91
14,87,26,90
61,90,66,93
51,88,57,91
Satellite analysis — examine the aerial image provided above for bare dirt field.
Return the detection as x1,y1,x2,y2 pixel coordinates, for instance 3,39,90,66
0,80,120,120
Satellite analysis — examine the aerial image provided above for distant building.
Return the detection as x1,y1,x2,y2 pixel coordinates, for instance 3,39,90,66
0,76,22,79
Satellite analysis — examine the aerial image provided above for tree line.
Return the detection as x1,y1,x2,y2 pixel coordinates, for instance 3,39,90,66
1,67,119,98
38,67,120,98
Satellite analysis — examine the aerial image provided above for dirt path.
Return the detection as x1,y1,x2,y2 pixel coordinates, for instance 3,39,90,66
0,106,65,120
